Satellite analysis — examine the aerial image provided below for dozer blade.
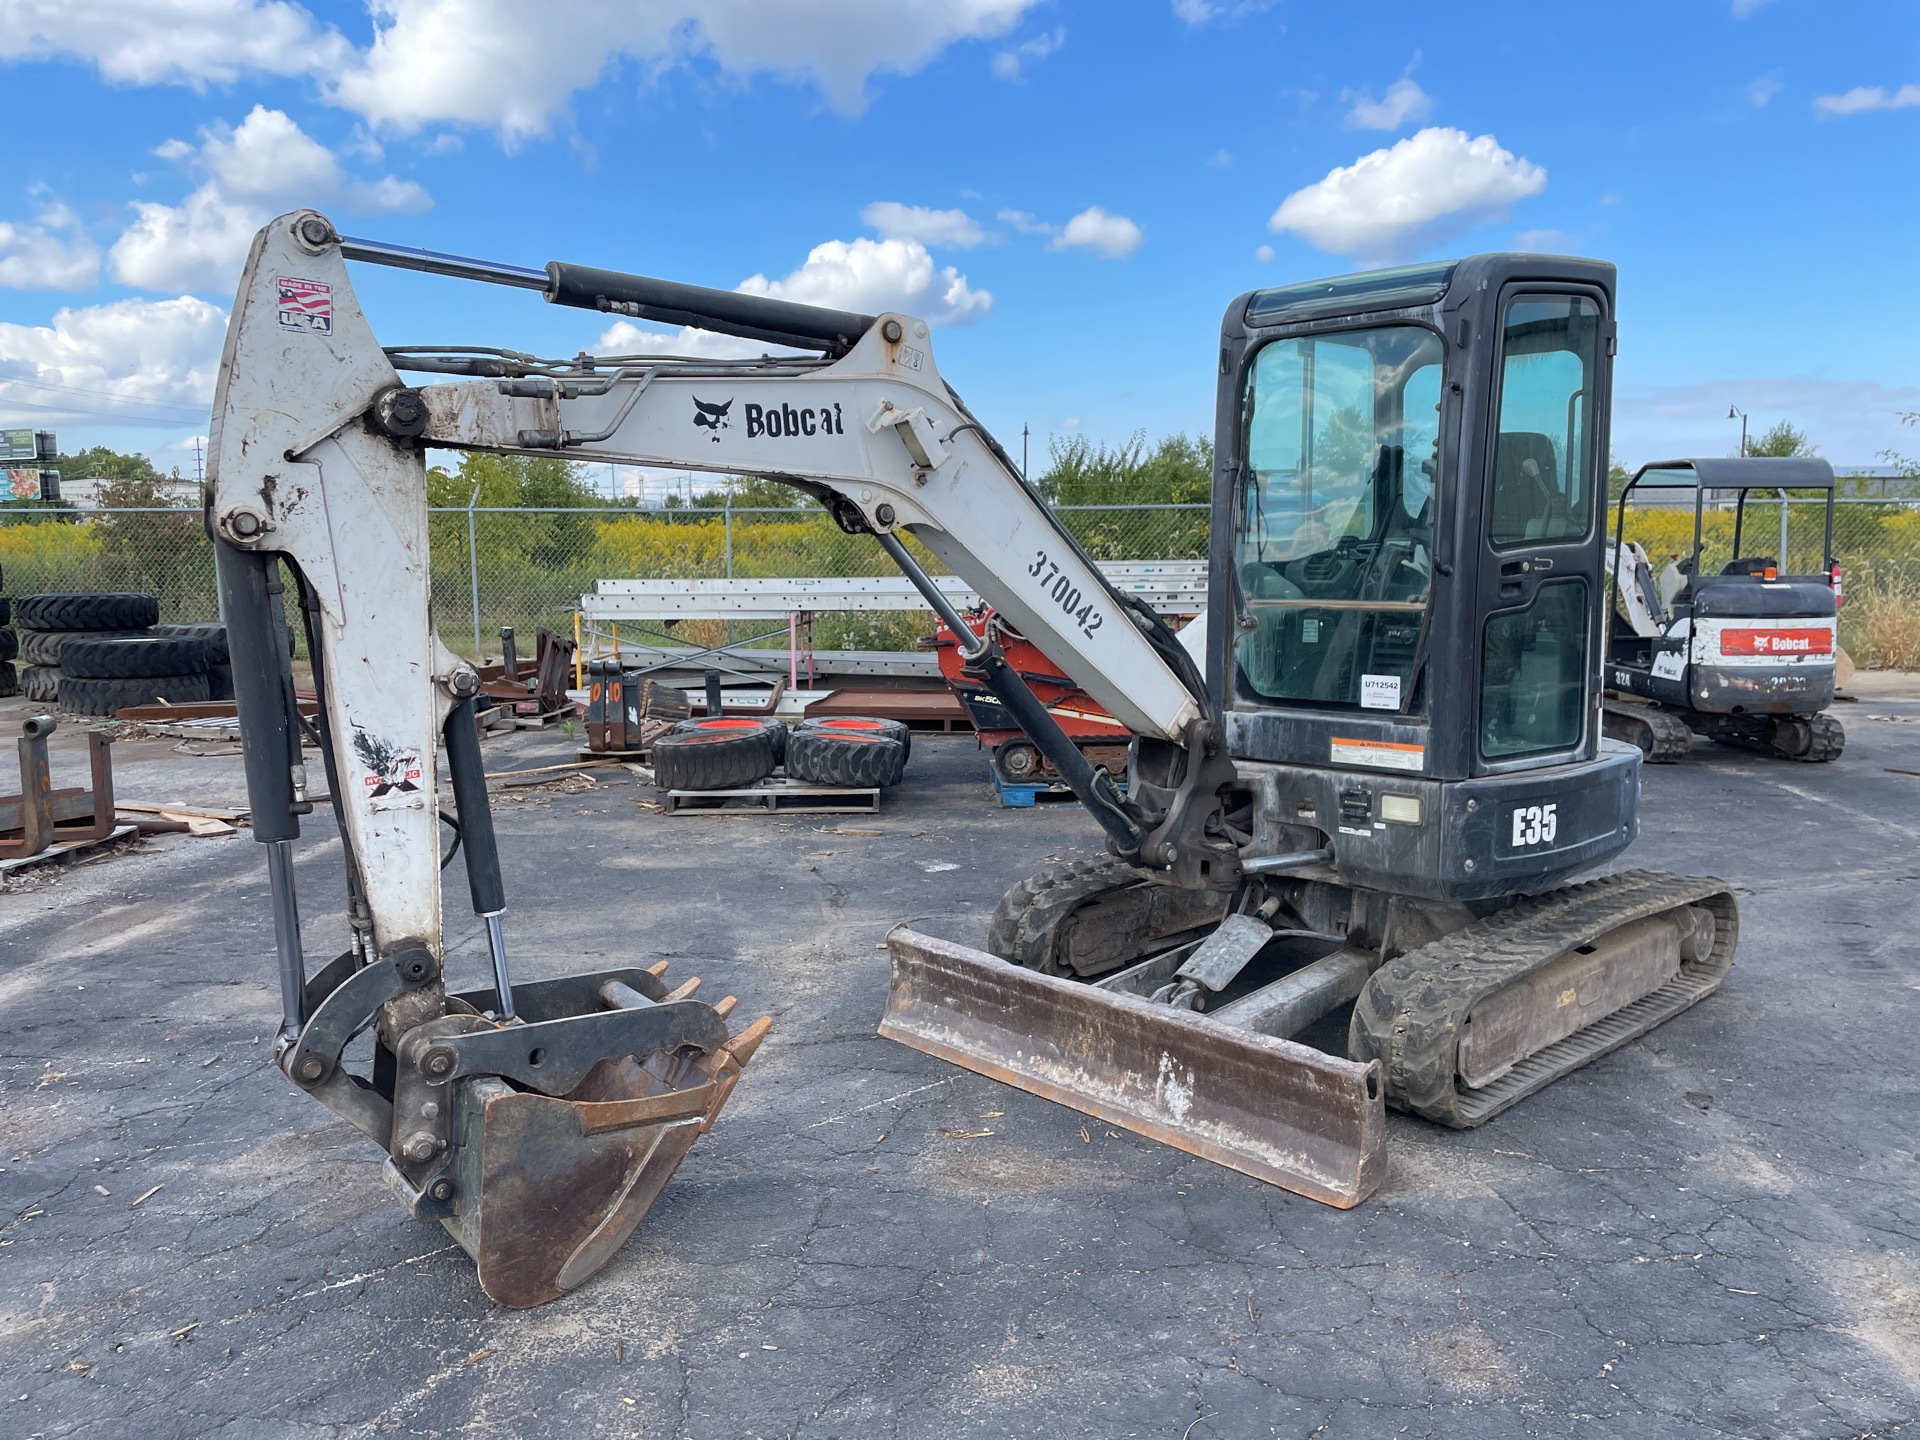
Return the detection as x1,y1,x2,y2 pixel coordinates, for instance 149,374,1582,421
881,927,1386,1208
398,967,771,1308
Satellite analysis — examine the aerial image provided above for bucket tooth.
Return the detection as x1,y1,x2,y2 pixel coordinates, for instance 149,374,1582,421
879,926,1385,1208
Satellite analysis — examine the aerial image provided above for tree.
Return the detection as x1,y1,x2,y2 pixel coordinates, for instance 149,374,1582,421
688,475,818,509
55,445,160,481
1741,421,1815,459
1883,412,1918,481
92,468,206,617
1034,431,1213,506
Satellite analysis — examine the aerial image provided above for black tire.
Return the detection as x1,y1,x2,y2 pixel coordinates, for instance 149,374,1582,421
19,628,146,667
16,593,160,632
59,671,212,717
0,661,15,699
797,716,910,783
670,716,788,764
0,627,14,664
651,727,776,791
155,622,230,664
785,727,903,788
22,665,60,702
0,596,10,626
59,634,209,679
208,662,235,702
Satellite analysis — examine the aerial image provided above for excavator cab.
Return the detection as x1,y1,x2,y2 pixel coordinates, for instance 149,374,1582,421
1210,257,1634,899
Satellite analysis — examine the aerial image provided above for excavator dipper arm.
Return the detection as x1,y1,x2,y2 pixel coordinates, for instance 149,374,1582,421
209,213,773,1307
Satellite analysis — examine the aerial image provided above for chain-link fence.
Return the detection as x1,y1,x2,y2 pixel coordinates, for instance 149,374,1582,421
5,496,1913,662
1616,494,1920,670
0,501,1211,659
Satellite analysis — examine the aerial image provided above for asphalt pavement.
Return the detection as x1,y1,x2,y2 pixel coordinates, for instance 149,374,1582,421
2,681,1916,1439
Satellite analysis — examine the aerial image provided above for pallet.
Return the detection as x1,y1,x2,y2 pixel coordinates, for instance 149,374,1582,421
577,745,650,763
666,777,880,816
987,761,1127,809
0,823,139,873
511,708,577,730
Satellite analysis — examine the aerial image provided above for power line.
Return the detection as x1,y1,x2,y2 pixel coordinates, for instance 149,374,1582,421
0,374,209,417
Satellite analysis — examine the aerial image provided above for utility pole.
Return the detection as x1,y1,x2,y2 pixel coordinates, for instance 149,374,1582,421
1021,424,1029,483
192,435,205,482
1727,405,1748,457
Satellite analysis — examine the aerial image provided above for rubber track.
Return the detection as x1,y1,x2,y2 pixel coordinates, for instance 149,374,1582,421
0,661,15,699
1601,700,1692,763
987,854,1143,975
1790,713,1845,763
1350,869,1738,1128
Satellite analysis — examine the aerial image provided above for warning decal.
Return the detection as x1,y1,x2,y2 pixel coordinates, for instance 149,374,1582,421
1330,737,1425,773
276,277,333,334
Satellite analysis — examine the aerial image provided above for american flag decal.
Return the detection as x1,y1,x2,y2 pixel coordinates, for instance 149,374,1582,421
276,277,333,334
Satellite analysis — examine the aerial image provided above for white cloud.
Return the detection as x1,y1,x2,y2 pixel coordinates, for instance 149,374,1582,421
991,25,1063,82
0,202,101,290
1343,76,1433,131
108,105,431,294
1047,206,1143,259
0,0,351,86
1254,244,1275,263
1815,83,1920,117
593,319,772,362
997,208,1051,236
1747,74,1783,107
1172,0,1275,23
1513,228,1577,254
741,237,990,324
2,1,1041,134
1268,127,1547,263
1208,149,1234,170
596,233,992,355
330,0,1040,135
860,201,988,249
1613,376,1920,468
0,295,227,428
1730,0,1773,17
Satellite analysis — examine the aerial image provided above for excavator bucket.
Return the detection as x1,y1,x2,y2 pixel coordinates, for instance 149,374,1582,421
880,928,1387,1207
393,964,771,1309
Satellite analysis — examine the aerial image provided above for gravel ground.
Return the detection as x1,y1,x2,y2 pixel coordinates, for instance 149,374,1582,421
1,679,1916,1439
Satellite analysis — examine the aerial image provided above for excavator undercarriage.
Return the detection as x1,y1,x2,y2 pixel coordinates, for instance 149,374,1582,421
885,862,1735,1205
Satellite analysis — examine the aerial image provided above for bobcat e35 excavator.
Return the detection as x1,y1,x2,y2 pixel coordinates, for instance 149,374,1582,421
210,211,1737,1301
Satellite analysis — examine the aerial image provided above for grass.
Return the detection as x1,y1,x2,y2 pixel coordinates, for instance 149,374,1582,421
1844,569,1920,671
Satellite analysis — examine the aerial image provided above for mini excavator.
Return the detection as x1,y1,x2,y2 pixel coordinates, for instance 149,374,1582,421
211,213,1737,1303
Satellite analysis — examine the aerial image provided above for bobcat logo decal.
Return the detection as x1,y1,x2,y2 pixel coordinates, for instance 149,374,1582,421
692,396,732,441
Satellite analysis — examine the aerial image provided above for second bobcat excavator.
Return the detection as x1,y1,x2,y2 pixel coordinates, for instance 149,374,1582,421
212,212,1737,1299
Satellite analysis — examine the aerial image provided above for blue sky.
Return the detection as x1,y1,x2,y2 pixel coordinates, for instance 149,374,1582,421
1,0,1914,494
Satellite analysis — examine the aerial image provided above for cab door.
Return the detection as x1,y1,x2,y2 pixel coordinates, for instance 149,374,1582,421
1473,289,1613,771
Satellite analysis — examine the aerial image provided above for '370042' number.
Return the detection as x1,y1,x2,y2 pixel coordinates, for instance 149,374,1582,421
1510,803,1558,847
1026,548,1104,639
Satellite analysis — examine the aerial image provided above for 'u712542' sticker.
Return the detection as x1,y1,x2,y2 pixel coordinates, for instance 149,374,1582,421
277,277,333,334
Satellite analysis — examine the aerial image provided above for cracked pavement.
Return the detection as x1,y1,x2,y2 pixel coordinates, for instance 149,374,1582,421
1,680,1917,1438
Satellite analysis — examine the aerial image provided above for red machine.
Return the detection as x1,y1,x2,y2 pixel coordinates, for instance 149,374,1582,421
929,609,1132,783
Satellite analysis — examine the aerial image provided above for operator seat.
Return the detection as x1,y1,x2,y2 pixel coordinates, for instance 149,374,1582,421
1492,432,1564,542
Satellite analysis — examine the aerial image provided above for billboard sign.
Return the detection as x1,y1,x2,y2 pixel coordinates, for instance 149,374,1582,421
0,428,37,461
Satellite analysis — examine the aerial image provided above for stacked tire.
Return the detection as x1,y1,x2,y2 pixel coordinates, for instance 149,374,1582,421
651,717,786,791
649,714,911,792
789,717,909,787
13,594,219,716
0,570,15,698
